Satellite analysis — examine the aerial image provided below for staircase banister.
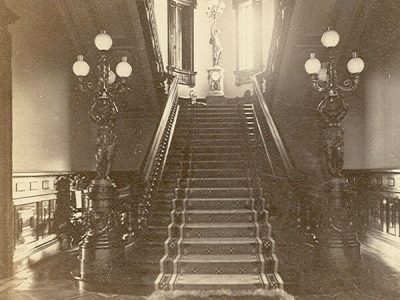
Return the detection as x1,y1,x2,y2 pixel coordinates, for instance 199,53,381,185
142,0,165,75
252,72,298,180
142,76,179,182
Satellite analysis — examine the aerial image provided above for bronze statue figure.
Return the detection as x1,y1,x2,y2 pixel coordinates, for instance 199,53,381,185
318,94,348,177
95,125,116,180
89,98,119,180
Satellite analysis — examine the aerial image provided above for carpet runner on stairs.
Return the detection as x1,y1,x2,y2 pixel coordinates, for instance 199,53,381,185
150,102,283,291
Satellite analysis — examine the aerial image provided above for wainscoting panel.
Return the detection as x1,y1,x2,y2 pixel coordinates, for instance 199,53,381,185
345,169,400,248
12,172,72,266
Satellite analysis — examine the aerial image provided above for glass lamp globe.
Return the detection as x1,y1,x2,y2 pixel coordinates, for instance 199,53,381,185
318,63,328,81
72,55,90,76
304,53,321,75
116,56,132,78
94,31,113,51
108,70,116,84
321,29,340,48
347,51,365,74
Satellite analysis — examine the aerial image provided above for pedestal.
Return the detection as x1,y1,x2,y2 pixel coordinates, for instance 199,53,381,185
74,179,126,290
207,66,224,97
321,177,360,270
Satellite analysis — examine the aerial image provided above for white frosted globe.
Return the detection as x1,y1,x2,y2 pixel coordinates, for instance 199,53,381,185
94,31,113,51
318,66,328,81
72,55,90,76
347,54,365,74
304,53,321,75
108,70,116,84
321,29,340,48
116,56,132,78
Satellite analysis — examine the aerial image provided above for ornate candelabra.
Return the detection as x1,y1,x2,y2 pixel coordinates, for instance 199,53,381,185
206,0,225,97
72,31,132,287
304,28,365,268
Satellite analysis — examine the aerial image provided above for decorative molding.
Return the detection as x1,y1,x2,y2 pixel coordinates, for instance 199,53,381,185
171,0,197,7
0,2,18,29
345,169,400,247
235,67,263,85
232,0,261,9
167,66,196,87
12,172,73,263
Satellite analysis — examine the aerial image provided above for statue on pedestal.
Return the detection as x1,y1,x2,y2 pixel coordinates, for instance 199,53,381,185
210,22,223,66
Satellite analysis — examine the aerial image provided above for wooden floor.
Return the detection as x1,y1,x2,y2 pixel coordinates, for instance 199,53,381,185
0,240,399,299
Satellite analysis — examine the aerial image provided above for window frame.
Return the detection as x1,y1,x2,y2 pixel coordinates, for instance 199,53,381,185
167,0,197,86
233,0,263,85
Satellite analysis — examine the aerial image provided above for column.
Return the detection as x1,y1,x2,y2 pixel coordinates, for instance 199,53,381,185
0,0,18,279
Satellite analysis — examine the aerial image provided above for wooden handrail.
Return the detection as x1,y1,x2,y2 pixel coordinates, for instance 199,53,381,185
250,103,276,177
128,76,179,244
249,0,297,180
137,0,166,82
142,77,179,181
252,75,296,179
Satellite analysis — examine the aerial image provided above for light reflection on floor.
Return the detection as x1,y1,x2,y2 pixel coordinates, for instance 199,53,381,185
1,241,400,300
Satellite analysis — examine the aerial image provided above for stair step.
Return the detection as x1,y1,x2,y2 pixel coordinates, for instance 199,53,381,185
180,254,258,262
181,237,260,255
184,209,255,223
169,153,244,161
179,114,240,119
174,134,244,140
176,122,243,128
173,145,243,153
181,104,239,109
175,128,246,135
174,133,244,139
183,222,256,238
185,168,248,178
186,160,247,169
172,139,244,147
178,254,261,275
183,187,252,198
173,274,265,289
179,177,250,188
185,197,252,210
164,161,248,171
180,108,238,112
179,110,239,115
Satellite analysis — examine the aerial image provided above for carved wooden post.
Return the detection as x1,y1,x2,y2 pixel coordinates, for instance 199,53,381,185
0,1,17,279
54,175,72,250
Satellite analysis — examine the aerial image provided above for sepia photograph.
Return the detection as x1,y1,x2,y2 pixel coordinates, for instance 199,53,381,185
0,0,399,299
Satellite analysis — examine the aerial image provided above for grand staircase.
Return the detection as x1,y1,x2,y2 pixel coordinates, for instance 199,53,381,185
139,100,283,291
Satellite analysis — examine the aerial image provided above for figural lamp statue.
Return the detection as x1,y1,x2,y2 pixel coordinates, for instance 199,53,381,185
304,27,365,268
72,30,132,287
304,28,364,177
206,0,225,97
